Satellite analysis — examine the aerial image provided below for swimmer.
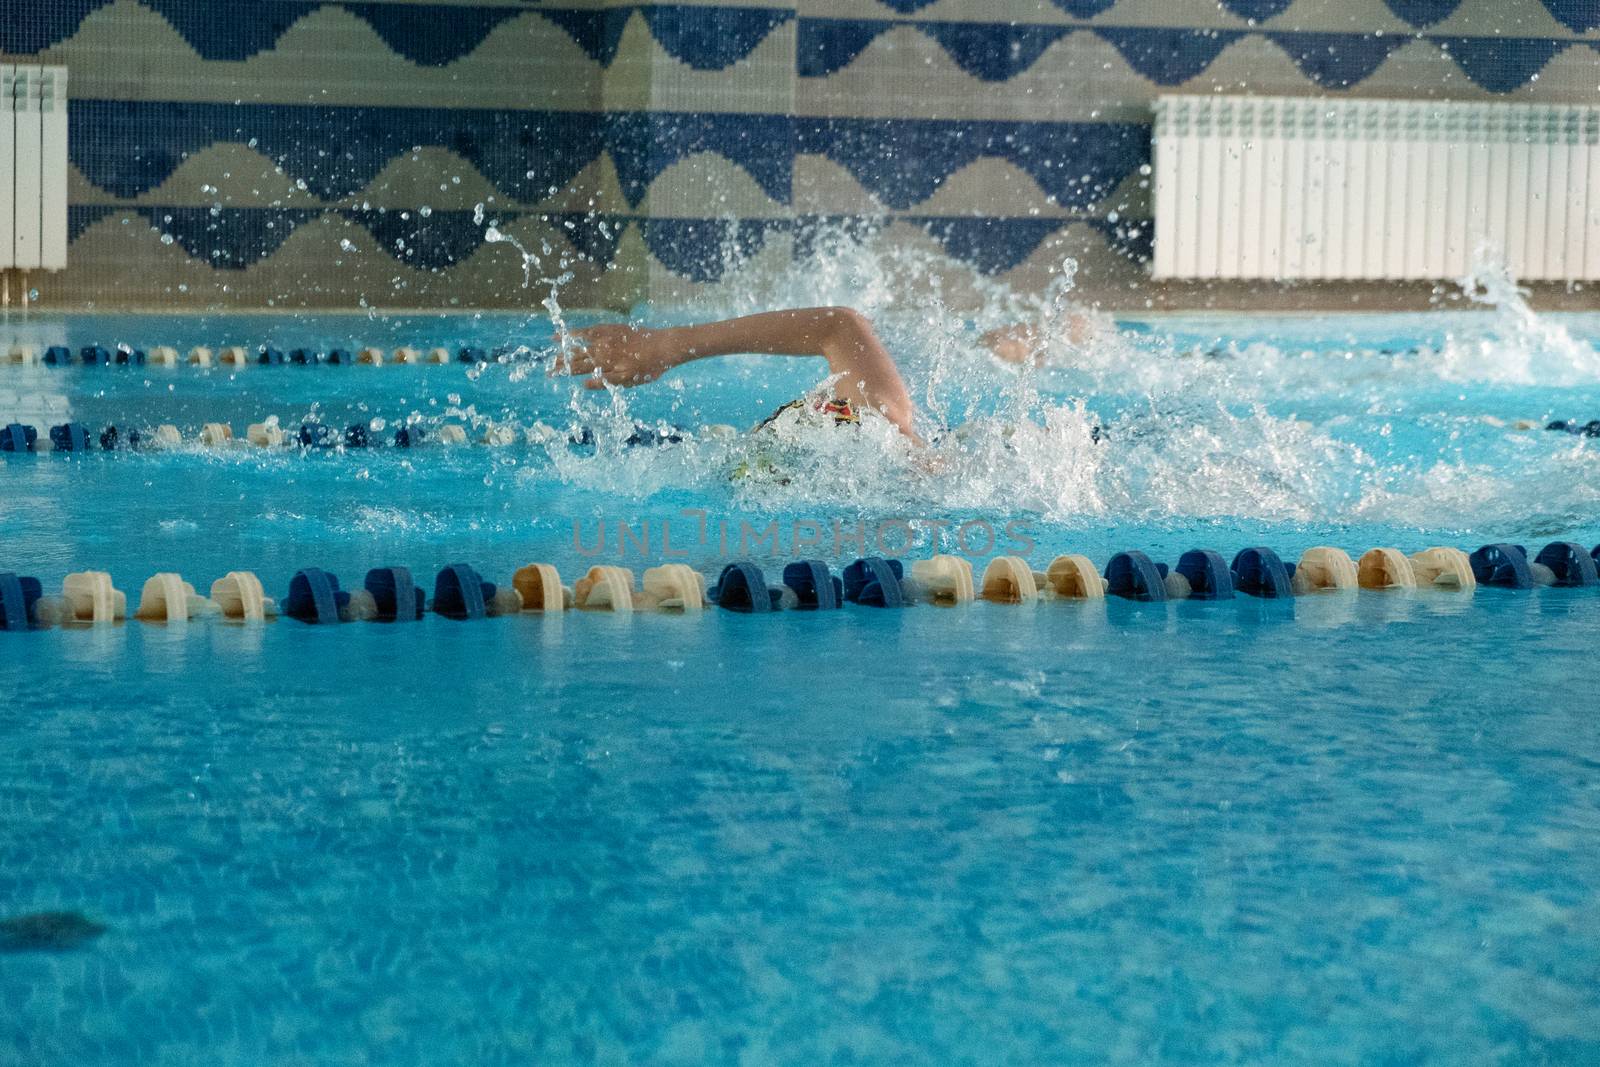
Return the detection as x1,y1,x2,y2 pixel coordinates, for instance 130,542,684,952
561,306,1100,444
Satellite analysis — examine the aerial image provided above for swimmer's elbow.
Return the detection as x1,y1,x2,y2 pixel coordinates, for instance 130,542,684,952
817,306,876,341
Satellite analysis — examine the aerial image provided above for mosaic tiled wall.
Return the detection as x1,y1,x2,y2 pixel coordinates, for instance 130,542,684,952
5,0,1598,310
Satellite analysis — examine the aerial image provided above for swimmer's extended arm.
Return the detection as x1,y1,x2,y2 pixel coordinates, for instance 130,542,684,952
562,308,921,441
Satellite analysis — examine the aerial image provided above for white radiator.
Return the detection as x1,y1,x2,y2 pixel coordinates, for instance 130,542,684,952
1152,95,1600,283
1,65,69,272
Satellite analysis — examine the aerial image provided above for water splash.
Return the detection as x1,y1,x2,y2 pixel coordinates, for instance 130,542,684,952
472,220,1600,536
1430,243,1600,386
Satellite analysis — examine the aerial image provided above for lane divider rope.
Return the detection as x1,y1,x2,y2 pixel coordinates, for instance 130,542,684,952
3,344,509,368
2,543,1596,632
2,418,717,453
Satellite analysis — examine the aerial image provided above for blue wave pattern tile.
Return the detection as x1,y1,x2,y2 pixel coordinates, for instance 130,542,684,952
0,0,793,70
1382,0,1463,26
138,207,325,269
796,119,1149,211
1541,0,1600,32
70,203,1152,280
1093,27,1246,85
67,102,792,209
1218,0,1297,18
1438,37,1578,93
1265,31,1408,89
798,18,1597,92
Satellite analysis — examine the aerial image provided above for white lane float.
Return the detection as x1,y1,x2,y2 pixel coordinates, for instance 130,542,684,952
187,346,213,367
640,564,705,612
150,424,183,449
1409,547,1476,591
1292,546,1358,594
394,346,421,364
1043,554,1107,598
54,571,127,624
218,346,248,367
200,422,234,447
210,571,276,621
359,347,385,366
149,346,180,367
246,420,285,448
426,347,451,364
909,554,975,606
136,573,217,622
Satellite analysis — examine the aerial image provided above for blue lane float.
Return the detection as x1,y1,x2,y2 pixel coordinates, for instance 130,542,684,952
366,567,424,621
0,573,44,630
344,424,371,448
284,347,315,365
843,557,906,607
114,346,145,366
393,426,427,448
1534,542,1599,587
458,346,488,364
1105,550,1168,602
49,424,91,452
1,424,37,452
709,562,782,612
79,345,111,366
1175,549,1235,600
1232,547,1296,598
329,348,357,365
43,345,71,365
433,564,494,620
296,423,340,449
285,568,350,624
1469,543,1534,589
782,560,842,610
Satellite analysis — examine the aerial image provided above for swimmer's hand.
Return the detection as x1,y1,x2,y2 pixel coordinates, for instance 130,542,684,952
558,324,676,389
980,313,1097,366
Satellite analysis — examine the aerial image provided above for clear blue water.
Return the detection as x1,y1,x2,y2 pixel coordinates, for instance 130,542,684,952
2,300,1600,1064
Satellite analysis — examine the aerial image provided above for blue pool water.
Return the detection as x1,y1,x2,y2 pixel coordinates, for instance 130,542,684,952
3,297,1600,1064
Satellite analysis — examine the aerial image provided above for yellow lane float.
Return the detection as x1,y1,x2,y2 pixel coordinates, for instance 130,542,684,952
980,556,1038,603
512,564,571,612
1357,548,1417,590
574,566,635,611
